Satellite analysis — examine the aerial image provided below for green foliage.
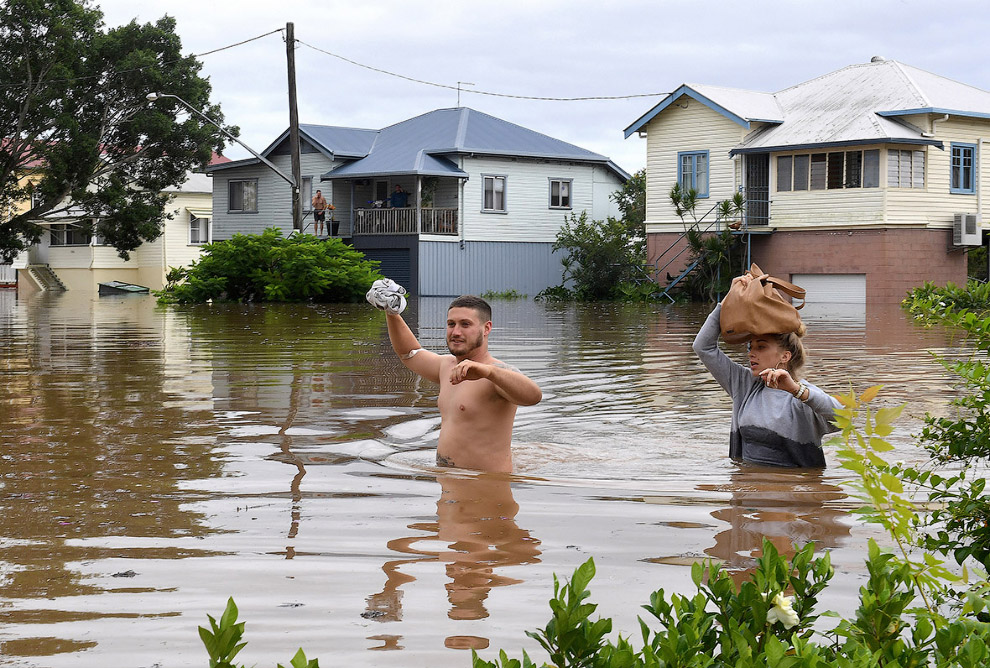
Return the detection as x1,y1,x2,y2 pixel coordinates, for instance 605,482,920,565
544,173,651,302
199,598,247,668
0,0,229,262
534,285,575,302
475,540,990,668
550,212,650,302
199,598,318,668
898,283,990,569
681,227,746,303
477,380,990,668
668,186,746,303
610,168,646,238
904,280,990,316
968,246,987,282
481,289,527,300
156,228,381,303
669,182,699,225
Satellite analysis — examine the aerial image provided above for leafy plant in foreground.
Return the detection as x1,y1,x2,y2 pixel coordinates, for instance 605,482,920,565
199,598,318,668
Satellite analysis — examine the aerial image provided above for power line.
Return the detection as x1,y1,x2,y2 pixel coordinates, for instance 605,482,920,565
0,29,284,91
296,39,669,102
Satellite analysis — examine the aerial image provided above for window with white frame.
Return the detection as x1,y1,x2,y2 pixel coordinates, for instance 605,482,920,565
777,150,879,192
888,149,925,189
678,150,709,197
549,179,571,209
30,187,44,209
190,215,210,244
483,175,506,212
49,223,91,246
228,179,258,212
301,176,313,211
950,143,976,194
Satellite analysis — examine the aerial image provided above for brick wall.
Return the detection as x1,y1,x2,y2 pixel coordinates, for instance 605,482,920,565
648,228,970,303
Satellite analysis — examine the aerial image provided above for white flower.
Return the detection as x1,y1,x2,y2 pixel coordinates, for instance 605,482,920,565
766,593,799,629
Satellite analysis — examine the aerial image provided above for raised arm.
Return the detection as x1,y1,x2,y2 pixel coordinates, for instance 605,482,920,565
692,303,752,397
385,312,443,383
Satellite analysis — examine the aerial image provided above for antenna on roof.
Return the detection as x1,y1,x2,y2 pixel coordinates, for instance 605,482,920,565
457,81,475,107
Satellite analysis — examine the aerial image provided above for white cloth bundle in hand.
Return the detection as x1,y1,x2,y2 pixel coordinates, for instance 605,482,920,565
365,278,408,314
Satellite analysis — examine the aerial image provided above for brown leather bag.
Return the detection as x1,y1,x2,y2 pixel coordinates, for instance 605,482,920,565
720,263,806,344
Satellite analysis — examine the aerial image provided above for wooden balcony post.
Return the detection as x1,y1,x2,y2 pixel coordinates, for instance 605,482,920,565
416,175,422,234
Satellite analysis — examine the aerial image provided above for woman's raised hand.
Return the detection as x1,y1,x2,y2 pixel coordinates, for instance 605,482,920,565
758,367,799,395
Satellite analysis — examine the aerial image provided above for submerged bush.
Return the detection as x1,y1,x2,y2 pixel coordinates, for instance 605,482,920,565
550,211,652,301
156,227,381,303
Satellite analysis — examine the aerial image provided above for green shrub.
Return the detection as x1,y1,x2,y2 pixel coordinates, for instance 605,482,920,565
482,289,527,300
155,227,381,303
551,212,649,301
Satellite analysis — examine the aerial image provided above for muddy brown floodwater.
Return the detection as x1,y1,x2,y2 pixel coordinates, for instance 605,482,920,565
0,290,971,667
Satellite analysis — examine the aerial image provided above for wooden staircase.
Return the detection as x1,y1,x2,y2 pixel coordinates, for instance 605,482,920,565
26,264,67,291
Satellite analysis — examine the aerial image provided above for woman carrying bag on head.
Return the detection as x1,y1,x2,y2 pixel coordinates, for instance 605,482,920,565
692,268,841,468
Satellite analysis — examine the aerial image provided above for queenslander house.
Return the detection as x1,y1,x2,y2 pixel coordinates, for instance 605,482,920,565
207,107,629,297
8,156,227,292
624,57,990,306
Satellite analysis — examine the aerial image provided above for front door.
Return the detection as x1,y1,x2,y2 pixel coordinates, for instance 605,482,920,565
745,154,770,226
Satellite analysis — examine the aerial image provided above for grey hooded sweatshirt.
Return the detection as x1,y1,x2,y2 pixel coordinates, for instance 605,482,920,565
692,304,840,468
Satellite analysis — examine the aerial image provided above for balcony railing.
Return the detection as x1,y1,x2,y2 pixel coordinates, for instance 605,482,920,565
353,207,458,236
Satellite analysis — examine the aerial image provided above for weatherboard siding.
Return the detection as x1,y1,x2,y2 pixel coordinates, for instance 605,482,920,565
643,97,745,231
211,152,337,239
418,240,565,297
459,157,622,243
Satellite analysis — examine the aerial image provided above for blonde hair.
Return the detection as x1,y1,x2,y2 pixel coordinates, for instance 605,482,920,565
773,326,807,379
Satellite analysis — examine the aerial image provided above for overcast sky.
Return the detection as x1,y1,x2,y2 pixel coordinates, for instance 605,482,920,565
98,0,990,174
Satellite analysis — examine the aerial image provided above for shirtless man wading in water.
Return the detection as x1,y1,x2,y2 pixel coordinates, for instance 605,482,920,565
367,283,541,473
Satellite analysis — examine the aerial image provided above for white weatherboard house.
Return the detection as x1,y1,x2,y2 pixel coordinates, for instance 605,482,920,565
13,168,219,292
207,107,629,297
624,57,990,305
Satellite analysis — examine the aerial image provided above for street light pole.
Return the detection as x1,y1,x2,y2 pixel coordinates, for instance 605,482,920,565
146,92,298,191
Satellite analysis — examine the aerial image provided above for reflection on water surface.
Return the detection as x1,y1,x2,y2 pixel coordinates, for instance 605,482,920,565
0,290,968,666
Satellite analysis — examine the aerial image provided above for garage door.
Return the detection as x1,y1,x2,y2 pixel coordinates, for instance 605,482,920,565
361,248,411,287
791,274,866,304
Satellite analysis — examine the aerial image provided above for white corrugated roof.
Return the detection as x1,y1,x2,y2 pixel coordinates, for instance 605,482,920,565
686,84,783,123
625,59,990,152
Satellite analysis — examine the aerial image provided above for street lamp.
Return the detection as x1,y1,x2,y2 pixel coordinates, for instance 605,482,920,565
146,92,297,189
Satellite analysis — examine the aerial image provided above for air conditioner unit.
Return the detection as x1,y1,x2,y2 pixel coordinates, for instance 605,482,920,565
953,213,982,246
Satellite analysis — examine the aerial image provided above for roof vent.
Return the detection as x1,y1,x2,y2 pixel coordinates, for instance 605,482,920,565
871,55,886,62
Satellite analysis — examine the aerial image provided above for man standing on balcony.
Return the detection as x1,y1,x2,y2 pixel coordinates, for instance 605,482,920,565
312,189,331,236
366,282,542,473
390,184,409,208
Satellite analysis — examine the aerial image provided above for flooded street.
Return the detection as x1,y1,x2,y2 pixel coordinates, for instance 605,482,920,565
0,290,971,667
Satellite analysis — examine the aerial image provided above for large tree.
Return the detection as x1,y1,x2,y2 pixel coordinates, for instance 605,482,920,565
0,0,231,262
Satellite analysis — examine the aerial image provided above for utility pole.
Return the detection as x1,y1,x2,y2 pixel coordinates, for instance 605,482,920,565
286,22,303,231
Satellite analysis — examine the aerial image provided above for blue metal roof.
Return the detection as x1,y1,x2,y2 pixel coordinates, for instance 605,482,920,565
206,108,629,181
323,107,628,181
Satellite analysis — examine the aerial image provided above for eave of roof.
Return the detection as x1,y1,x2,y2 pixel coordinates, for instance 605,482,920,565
204,156,261,173
729,136,943,156
624,84,784,138
877,107,990,120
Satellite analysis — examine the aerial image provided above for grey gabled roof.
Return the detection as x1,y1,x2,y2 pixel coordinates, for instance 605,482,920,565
626,59,990,154
323,107,629,181
204,124,379,174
